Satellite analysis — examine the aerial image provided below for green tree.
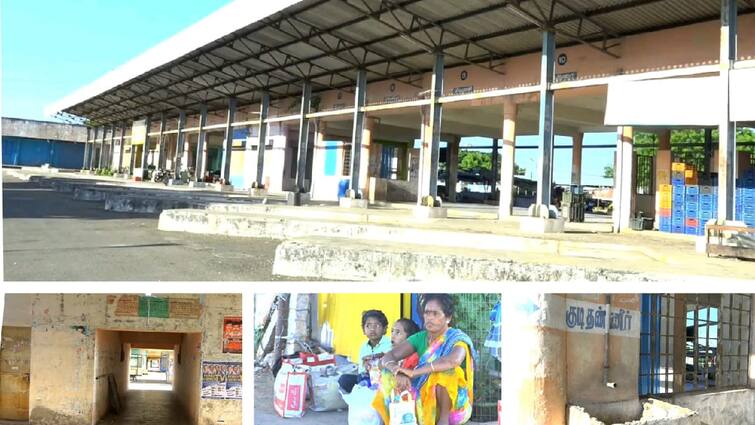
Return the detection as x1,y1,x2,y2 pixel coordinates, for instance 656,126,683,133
603,165,614,179
459,150,492,171
514,164,526,176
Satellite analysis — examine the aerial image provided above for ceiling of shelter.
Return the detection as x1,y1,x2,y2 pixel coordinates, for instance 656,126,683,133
56,0,755,125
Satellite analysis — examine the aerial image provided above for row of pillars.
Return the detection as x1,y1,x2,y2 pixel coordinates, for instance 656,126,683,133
82,0,738,223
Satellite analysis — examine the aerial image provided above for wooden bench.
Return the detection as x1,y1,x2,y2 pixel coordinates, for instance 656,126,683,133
705,223,755,260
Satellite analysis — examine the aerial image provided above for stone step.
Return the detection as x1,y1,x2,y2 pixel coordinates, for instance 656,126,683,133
157,208,660,263
271,237,651,281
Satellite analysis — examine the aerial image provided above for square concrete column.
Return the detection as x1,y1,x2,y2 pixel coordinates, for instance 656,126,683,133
89,127,99,170
571,132,583,186
536,30,556,206
358,117,378,197
157,113,167,170
296,81,312,194
98,125,108,168
174,111,187,178
654,130,672,229
139,117,152,174
613,126,635,232
255,94,270,188
219,99,236,184
349,69,367,196
108,123,116,168
118,124,127,172
750,294,755,389
499,99,517,217
194,105,208,182
447,136,460,203
417,52,444,204
718,0,737,220
491,136,499,198
83,128,91,170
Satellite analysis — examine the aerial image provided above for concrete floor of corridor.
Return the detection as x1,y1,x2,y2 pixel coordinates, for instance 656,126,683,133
96,387,191,425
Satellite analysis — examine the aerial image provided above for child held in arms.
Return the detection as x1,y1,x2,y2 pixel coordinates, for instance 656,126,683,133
390,318,420,369
338,309,392,393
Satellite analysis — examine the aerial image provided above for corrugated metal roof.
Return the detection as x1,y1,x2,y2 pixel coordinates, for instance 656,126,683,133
47,0,754,125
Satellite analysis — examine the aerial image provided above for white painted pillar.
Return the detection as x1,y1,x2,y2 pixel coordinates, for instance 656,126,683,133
717,0,737,220
613,126,635,232
358,117,377,197
571,132,583,186
499,99,518,217
654,130,672,229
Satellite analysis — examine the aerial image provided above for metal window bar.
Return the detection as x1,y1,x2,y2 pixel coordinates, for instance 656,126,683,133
636,154,654,195
640,294,751,397
342,144,352,177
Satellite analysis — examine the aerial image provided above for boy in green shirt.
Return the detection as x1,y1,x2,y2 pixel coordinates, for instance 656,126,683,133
338,309,392,393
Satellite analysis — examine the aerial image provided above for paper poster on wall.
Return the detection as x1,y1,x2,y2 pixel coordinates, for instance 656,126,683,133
223,316,242,354
201,361,242,399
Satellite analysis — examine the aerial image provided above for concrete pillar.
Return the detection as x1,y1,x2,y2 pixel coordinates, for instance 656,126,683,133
195,105,208,182
174,111,186,179
571,132,583,186
417,52,444,204
613,126,635,232
118,124,126,172
255,94,270,188
140,117,151,175
704,128,713,180
157,113,167,170
89,126,99,170
447,136,460,203
130,123,138,175
718,0,737,220
502,293,566,425
537,30,556,206
492,137,499,198
499,99,518,217
296,81,312,194
357,117,377,197
220,98,237,184
98,125,107,168
83,128,92,170
108,123,116,169
654,130,672,229
349,69,367,196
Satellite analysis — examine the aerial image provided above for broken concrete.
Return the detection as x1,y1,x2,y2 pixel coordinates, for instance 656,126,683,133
569,399,700,425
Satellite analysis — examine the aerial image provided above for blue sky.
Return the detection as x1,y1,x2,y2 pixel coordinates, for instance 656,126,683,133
2,0,614,186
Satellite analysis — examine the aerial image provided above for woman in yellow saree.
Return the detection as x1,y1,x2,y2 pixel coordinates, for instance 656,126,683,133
373,294,477,425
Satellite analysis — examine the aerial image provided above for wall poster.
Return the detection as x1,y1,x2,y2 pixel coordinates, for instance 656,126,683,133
223,316,242,354
201,361,242,399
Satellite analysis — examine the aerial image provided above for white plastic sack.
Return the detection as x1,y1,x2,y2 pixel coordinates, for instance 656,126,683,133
273,363,308,418
342,384,382,425
309,366,348,412
389,391,418,425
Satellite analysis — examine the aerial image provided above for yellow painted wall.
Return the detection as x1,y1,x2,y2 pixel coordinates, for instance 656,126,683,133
317,294,403,363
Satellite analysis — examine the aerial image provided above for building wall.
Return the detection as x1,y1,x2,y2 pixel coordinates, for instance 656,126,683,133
0,326,32,421
2,136,85,169
1,117,86,142
93,330,127,423
669,389,755,425
316,294,402,364
174,332,201,425
197,294,242,425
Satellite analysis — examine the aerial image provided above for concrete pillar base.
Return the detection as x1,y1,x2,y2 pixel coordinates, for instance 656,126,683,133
339,197,369,209
520,216,566,233
527,203,560,219
113,173,129,179
250,188,268,197
413,206,448,219
287,191,310,206
167,178,187,186
188,181,206,188
206,183,234,192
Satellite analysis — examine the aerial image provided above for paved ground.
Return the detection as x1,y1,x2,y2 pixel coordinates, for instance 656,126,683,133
3,174,287,281
96,388,191,425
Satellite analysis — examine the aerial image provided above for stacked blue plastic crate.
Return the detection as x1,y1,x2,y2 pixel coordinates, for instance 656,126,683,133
684,185,703,235
739,169,755,226
698,185,716,231
671,184,685,234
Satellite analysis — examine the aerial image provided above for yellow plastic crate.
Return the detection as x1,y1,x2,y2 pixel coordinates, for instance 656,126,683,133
672,162,686,172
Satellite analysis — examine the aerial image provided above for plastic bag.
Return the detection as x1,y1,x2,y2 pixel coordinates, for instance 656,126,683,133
341,384,382,425
309,365,348,412
389,390,418,425
273,362,308,418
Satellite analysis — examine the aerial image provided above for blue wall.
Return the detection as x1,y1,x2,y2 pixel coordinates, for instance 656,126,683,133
2,136,84,169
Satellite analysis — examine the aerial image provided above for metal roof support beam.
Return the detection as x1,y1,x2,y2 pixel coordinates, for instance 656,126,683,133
140,116,152,175
537,30,555,206
718,0,737,220
349,69,368,195
195,105,209,182
295,81,312,196
221,98,237,184
174,111,187,179
83,128,92,170
118,123,127,172
418,52,444,202
157,113,167,170
255,93,270,188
